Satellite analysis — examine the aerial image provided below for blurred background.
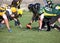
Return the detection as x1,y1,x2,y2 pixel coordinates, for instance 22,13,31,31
0,0,60,10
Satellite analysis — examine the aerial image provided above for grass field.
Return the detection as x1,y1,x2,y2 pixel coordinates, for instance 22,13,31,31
0,11,60,43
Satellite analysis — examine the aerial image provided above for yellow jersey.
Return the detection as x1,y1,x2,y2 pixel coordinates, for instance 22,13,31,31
0,7,6,16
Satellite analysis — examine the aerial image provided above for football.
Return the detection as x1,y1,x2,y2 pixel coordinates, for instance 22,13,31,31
26,24,32,29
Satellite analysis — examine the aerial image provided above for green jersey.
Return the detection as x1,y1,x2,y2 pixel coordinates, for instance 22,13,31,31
44,3,60,16
37,7,44,14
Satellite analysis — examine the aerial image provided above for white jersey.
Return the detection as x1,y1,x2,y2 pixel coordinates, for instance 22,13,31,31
6,9,12,15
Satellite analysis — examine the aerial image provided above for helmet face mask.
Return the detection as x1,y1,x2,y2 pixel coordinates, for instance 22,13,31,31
34,3,40,10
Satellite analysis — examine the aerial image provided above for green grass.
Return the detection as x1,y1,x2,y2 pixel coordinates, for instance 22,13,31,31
0,11,60,43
